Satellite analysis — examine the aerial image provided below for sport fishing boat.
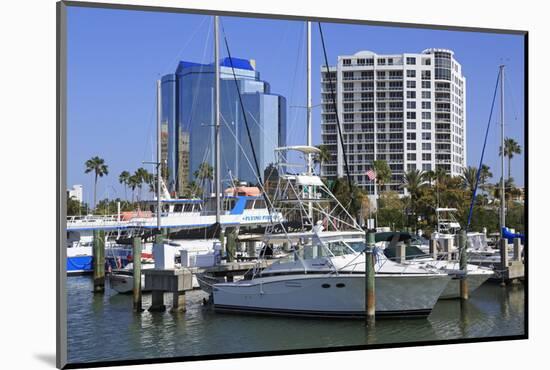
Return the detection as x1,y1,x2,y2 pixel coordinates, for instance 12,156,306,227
209,146,451,319
373,232,493,299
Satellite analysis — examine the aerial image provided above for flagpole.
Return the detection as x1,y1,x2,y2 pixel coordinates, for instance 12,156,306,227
374,177,378,228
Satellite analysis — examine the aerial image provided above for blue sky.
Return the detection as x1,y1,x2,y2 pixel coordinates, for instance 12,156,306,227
67,6,525,204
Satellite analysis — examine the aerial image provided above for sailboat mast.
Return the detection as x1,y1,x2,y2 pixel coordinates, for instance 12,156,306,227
214,15,221,224
499,65,505,237
306,21,314,222
306,21,312,173
156,79,162,231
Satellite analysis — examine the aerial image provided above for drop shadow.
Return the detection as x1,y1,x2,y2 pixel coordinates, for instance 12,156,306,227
34,353,56,367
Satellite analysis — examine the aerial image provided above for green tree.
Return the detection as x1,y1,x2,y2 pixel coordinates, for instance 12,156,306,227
461,166,478,194
313,144,332,175
118,170,131,201
84,156,109,209
128,174,140,203
194,162,214,195
479,164,493,199
372,160,391,194
401,169,427,230
499,137,521,180
331,177,364,224
133,167,150,201
67,197,89,216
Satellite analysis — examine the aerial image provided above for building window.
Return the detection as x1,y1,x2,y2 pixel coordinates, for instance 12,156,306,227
422,153,432,161
407,91,416,99
422,101,431,109
422,132,431,140
378,58,386,65
422,58,431,66
422,91,431,99
343,58,351,65
407,101,416,109
343,82,354,91
407,132,416,140
407,122,416,130
387,58,394,65
407,143,416,150
407,153,416,160
407,163,417,171
422,142,431,150
422,122,431,130
406,57,416,65
389,71,402,79
421,70,431,80
407,70,416,78
422,112,431,119
407,80,416,89
422,163,432,171
407,112,416,119
422,81,431,89
357,58,366,66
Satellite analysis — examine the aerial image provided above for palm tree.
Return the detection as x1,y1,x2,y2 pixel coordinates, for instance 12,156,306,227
194,162,214,195
424,170,436,187
461,166,478,194
118,171,131,201
134,167,150,201
499,137,521,180
127,175,140,203
84,156,109,209
373,160,391,194
313,145,332,175
401,169,427,230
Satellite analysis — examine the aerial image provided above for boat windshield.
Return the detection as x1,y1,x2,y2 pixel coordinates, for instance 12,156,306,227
293,239,357,259
344,240,367,253
326,241,356,256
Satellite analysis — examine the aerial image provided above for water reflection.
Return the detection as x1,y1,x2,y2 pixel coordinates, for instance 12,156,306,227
67,276,525,364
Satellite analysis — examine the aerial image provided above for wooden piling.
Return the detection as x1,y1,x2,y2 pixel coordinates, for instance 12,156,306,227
246,241,256,258
226,228,236,263
443,239,453,261
513,238,522,261
397,242,406,264
365,230,376,327
132,237,143,312
500,238,509,286
429,239,438,260
219,228,225,260
459,230,468,300
92,229,105,293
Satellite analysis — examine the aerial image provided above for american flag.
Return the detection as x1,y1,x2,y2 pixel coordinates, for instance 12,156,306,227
365,169,377,181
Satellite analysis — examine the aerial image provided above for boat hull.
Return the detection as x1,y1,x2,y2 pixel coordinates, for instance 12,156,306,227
213,273,450,319
438,273,492,299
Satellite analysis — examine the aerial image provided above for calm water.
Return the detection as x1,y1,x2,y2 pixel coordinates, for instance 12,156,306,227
67,276,525,364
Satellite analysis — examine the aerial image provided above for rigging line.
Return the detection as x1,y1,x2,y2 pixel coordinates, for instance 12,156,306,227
184,17,213,135
140,87,158,167
317,22,354,193
466,70,501,231
504,72,520,122
286,23,306,146
161,16,209,75
220,22,264,189
220,115,289,240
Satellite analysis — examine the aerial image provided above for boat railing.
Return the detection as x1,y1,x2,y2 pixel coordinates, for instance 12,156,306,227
67,214,125,224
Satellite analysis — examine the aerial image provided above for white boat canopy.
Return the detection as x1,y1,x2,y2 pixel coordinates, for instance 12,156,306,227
296,175,324,186
274,145,321,154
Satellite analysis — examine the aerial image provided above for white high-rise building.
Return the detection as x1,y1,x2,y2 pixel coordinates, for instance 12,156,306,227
321,49,466,195
67,184,83,203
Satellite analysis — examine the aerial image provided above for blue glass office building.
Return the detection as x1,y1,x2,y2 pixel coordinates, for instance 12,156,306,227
161,58,286,194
